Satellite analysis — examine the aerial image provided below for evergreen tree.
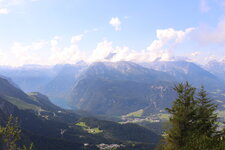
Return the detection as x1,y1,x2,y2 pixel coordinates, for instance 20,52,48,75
194,86,218,137
164,82,196,150
160,82,225,150
0,115,34,150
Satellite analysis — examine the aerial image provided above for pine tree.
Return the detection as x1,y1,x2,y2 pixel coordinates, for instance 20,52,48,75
194,86,218,137
159,82,225,150
0,115,21,150
164,82,196,150
0,115,34,150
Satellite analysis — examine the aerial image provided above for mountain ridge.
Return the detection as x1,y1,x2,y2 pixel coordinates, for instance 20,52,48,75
1,60,225,116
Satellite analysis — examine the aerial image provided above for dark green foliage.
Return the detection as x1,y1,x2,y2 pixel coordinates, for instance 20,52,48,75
164,82,196,149
159,82,225,150
181,134,221,150
194,86,218,136
0,115,33,150
79,117,159,144
0,96,158,150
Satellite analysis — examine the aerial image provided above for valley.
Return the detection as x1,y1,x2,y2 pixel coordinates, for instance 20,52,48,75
1,60,225,115
1,60,225,149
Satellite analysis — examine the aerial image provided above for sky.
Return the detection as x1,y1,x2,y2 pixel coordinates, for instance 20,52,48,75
0,0,225,66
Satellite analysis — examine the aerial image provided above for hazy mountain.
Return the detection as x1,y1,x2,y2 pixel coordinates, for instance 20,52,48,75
204,60,225,81
2,60,225,116
0,77,37,105
80,61,174,82
0,65,58,92
142,60,224,90
0,63,87,107
70,61,176,116
40,64,87,107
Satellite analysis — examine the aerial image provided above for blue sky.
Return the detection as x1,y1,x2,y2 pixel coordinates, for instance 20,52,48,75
0,0,225,66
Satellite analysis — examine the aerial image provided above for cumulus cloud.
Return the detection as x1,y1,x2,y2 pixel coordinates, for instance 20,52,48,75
0,27,194,66
109,17,121,31
145,28,194,62
49,35,85,65
200,0,210,13
89,41,113,62
0,30,95,66
195,19,225,45
10,41,48,66
88,28,194,63
1,34,84,66
89,40,143,62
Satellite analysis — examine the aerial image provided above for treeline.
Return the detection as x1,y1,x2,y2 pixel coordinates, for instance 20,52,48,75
158,82,225,150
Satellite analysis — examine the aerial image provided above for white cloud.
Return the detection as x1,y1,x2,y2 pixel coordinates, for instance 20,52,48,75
0,51,8,66
89,41,143,62
0,8,8,14
200,0,210,13
109,17,121,31
88,27,194,63
49,35,85,65
89,41,114,62
155,28,194,44
0,35,84,66
146,28,194,62
191,51,200,57
31,41,48,50
50,36,60,48
0,27,195,66
10,41,48,66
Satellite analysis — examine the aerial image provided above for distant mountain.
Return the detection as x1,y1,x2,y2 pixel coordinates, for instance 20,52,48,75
0,63,87,107
142,60,224,90
80,61,174,82
0,77,37,105
204,60,225,81
0,76,159,150
2,60,225,116
40,64,87,107
70,61,176,116
0,65,58,92
0,77,65,118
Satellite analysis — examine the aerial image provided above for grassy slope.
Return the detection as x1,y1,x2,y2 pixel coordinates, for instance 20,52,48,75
2,95,42,111
125,109,144,117
76,122,103,134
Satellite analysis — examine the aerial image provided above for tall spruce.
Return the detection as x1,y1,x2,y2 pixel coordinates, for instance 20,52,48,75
164,82,196,150
160,82,225,150
194,86,218,137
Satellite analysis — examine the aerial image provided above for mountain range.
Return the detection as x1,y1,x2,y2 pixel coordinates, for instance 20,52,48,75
1,60,225,116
